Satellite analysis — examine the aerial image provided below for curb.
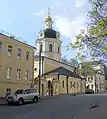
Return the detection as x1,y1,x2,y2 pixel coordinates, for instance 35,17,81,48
40,95,59,100
0,101,7,105
0,98,7,105
40,93,81,100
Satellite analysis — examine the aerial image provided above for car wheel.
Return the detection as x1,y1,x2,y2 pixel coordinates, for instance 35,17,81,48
33,96,38,103
18,98,24,105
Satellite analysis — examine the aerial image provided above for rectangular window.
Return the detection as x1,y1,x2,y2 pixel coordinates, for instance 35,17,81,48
25,70,29,80
70,81,72,88
26,52,29,60
77,83,79,88
16,69,21,80
17,48,21,59
0,42,2,52
8,45,12,56
73,82,75,88
7,68,11,79
62,80,64,88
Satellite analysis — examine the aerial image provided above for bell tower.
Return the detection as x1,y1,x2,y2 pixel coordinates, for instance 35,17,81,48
36,8,62,62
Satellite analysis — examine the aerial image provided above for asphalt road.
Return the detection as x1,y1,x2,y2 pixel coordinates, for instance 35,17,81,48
0,94,107,119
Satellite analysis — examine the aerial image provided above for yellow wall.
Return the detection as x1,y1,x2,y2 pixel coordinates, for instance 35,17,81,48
34,61,39,78
44,62,58,73
104,80,107,90
34,74,86,96
0,34,34,97
0,82,31,97
59,76,85,94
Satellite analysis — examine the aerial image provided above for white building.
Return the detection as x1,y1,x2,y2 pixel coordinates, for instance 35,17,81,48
86,62,105,92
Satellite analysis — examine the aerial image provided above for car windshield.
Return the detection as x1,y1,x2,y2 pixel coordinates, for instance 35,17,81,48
15,89,24,94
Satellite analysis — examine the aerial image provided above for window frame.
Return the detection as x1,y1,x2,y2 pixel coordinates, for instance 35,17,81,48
73,82,75,88
77,82,79,88
62,80,64,88
8,45,12,56
25,70,29,80
70,81,72,88
7,67,12,79
17,48,21,59
16,69,21,80
49,44,52,52
26,51,29,61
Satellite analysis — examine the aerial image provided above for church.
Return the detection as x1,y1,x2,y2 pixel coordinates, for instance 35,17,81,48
34,8,86,96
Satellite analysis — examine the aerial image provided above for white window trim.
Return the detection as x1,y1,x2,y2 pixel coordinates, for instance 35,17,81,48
16,69,21,80
7,68,11,79
26,52,29,60
8,48,12,56
25,70,29,80
17,48,21,59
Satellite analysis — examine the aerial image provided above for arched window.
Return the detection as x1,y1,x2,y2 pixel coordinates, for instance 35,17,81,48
58,46,60,53
49,44,52,52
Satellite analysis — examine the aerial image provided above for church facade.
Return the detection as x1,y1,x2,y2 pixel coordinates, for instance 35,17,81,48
34,9,86,96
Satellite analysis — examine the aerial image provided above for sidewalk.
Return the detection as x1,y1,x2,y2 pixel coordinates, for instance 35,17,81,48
40,95,60,100
40,93,80,100
0,98,7,105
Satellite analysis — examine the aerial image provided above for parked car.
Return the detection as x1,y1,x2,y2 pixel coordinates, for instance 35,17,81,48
6,88,39,105
85,89,94,94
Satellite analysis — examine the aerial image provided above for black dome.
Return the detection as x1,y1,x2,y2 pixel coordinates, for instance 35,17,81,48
44,28,57,38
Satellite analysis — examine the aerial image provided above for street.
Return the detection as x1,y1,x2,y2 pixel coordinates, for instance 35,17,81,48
0,94,107,119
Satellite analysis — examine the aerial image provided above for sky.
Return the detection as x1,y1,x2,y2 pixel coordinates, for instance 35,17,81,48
0,0,91,60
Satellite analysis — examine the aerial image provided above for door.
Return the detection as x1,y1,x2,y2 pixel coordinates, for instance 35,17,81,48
23,89,32,101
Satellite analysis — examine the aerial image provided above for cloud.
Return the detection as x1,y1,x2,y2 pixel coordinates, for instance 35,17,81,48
35,10,46,17
35,7,53,17
54,14,86,43
75,0,86,8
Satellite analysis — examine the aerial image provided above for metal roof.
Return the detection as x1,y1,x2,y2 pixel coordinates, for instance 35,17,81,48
43,67,83,80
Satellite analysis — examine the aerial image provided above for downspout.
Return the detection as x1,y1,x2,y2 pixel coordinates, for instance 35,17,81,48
42,57,44,74
57,74,60,94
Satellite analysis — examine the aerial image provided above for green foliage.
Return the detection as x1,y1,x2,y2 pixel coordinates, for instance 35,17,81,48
71,0,107,62
78,62,96,78
68,59,79,67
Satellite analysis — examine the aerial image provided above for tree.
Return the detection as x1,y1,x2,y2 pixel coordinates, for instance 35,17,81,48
71,0,107,62
68,59,79,67
62,56,68,63
79,62,96,77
